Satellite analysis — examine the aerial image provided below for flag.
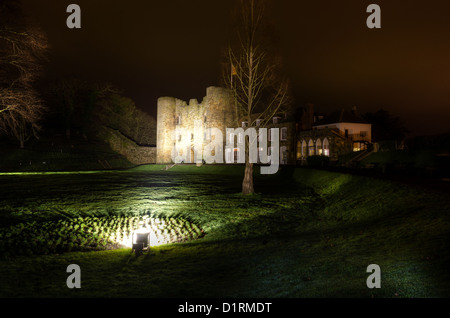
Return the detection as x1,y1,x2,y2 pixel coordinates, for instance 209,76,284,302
231,64,237,76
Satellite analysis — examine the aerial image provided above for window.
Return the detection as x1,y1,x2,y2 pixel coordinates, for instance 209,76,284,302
280,147,287,165
316,139,323,155
191,133,194,141
242,121,248,128
176,115,181,125
360,131,367,137
302,140,307,158
178,135,182,142
273,117,281,124
308,140,315,156
256,119,262,126
323,138,330,157
281,127,288,141
296,141,301,160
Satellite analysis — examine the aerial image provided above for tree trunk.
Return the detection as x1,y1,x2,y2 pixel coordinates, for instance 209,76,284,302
242,161,254,195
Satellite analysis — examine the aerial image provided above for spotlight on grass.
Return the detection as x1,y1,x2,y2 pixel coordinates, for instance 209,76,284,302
131,229,151,256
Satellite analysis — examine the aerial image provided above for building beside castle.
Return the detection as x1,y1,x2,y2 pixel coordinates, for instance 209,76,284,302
295,104,372,163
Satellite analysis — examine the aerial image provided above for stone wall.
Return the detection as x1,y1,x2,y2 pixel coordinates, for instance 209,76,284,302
156,86,301,165
98,126,156,165
156,86,236,164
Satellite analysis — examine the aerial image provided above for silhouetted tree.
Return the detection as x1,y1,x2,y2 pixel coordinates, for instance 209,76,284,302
0,0,48,148
363,109,408,143
96,93,156,146
51,79,87,140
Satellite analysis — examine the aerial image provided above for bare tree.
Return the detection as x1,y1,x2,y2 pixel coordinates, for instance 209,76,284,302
222,0,292,195
0,1,48,148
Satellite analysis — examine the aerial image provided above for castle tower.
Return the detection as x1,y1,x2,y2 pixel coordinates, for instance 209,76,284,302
156,87,235,164
156,97,176,163
203,87,235,133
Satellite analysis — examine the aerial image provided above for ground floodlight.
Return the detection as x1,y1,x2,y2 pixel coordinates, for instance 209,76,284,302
132,230,151,255
132,243,144,256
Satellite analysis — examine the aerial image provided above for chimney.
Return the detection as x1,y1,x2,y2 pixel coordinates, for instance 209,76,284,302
306,103,314,129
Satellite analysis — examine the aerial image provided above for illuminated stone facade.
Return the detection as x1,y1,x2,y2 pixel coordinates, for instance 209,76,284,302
156,87,236,164
156,86,298,165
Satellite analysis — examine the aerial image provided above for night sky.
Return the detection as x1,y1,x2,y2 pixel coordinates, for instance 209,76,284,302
22,0,450,136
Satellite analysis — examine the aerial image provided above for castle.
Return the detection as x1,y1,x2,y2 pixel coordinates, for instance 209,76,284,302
156,86,297,165
156,87,236,164
102,86,372,166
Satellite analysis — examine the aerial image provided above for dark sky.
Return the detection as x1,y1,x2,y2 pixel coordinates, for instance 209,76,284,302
23,0,450,136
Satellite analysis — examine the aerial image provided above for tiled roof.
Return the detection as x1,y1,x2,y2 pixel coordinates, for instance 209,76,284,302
314,109,368,126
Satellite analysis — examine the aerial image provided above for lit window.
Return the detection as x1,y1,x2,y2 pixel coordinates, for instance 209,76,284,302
308,140,315,156
323,138,330,157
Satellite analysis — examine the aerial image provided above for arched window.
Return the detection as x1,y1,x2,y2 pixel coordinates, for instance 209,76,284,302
323,138,330,157
302,140,307,158
316,139,323,155
296,141,302,160
308,139,315,156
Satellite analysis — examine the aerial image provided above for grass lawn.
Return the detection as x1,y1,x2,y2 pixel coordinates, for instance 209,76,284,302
0,165,449,298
